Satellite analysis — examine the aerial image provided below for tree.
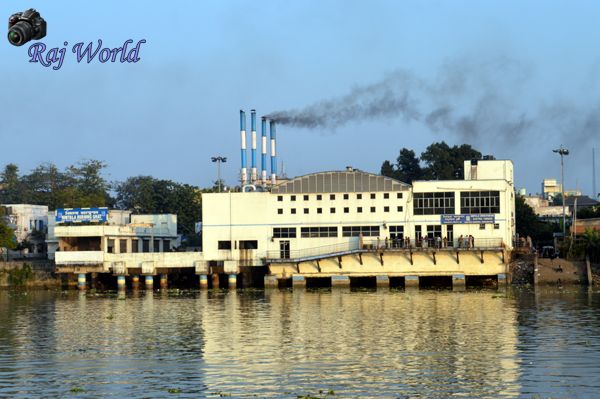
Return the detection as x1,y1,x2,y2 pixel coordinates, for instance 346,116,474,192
515,195,557,241
396,148,423,183
380,160,396,180
66,160,112,207
0,207,16,250
0,164,25,204
115,176,202,237
420,142,481,180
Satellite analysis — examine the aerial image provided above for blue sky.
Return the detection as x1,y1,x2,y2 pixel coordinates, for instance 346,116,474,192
1,1,599,196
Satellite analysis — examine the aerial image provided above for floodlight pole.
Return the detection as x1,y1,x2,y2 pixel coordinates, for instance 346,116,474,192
553,145,569,239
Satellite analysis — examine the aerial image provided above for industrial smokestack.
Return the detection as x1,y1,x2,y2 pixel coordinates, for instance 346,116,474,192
261,117,267,184
250,109,257,183
240,110,247,186
270,120,277,185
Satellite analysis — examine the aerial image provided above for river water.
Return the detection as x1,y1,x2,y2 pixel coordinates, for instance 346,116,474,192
1,287,599,399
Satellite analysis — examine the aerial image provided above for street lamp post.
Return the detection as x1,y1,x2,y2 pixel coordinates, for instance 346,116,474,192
553,145,569,239
211,156,227,192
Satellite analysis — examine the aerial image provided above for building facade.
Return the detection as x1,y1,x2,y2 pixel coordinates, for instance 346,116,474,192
201,159,515,280
0,204,48,254
48,209,203,277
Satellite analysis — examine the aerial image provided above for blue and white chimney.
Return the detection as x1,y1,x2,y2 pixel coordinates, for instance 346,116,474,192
261,117,267,184
270,120,277,185
240,110,247,186
250,109,257,183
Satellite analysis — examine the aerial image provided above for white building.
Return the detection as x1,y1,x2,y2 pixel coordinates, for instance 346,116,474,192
0,204,48,253
48,208,203,277
201,159,515,282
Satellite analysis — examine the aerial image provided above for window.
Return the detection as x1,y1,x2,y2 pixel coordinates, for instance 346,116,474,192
413,192,455,215
330,207,336,214
343,194,349,200
273,227,296,238
330,194,336,200
154,240,160,252
277,208,283,215
397,206,403,212
132,239,139,253
397,193,403,199
317,208,322,214
164,240,171,251
389,225,404,240
479,224,486,230
370,193,376,199
291,195,296,201
357,194,362,199
143,239,150,253
303,195,309,201
460,191,500,214
239,240,258,249
384,193,389,199
384,206,389,213
370,206,376,213
291,208,296,214
357,207,363,213
277,195,283,202
342,225,380,237
301,226,338,238
119,239,127,253
494,223,500,229
107,239,115,253
304,208,309,214
218,241,232,250
344,207,349,213
317,194,322,200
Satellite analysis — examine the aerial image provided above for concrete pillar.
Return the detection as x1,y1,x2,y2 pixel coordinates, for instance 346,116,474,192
404,275,419,289
145,275,154,290
90,272,98,290
132,274,140,290
198,274,208,289
127,238,133,254
452,274,466,291
228,274,238,289
159,239,164,253
264,275,278,288
211,273,220,289
292,275,306,288
117,275,126,291
497,273,508,288
160,274,168,289
376,275,390,289
77,273,87,290
331,275,350,287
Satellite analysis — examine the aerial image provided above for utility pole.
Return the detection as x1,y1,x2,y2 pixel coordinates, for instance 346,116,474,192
553,145,569,239
211,156,227,192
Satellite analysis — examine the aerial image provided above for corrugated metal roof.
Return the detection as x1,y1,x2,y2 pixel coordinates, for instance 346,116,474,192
271,171,408,194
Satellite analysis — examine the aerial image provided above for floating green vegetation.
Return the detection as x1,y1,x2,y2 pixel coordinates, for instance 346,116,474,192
167,388,182,394
7,264,33,286
69,387,85,393
297,389,336,399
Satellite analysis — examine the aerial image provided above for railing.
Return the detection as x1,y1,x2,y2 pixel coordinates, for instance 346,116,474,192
264,237,505,261
265,241,360,261
361,237,504,250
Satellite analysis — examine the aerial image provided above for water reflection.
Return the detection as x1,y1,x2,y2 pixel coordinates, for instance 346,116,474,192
0,288,599,398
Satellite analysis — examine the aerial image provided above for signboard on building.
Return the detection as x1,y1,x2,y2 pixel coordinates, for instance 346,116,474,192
441,214,495,224
56,207,108,223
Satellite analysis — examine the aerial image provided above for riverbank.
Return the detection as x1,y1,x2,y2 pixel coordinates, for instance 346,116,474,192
0,261,60,289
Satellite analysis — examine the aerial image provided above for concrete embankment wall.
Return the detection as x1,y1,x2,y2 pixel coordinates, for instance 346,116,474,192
0,261,60,289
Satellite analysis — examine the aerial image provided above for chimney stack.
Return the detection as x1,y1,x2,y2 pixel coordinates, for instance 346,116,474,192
250,110,257,183
240,110,247,186
270,120,277,185
261,117,267,184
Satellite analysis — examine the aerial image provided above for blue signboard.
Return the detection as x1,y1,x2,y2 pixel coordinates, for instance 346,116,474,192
56,207,108,223
441,214,495,224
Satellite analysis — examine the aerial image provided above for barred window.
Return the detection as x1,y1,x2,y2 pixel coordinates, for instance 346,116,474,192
342,225,380,237
460,191,500,214
273,227,297,238
413,192,455,215
301,226,338,238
